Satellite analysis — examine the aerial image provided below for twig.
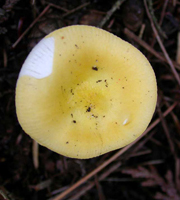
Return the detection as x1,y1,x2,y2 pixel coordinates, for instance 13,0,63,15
12,5,50,48
32,140,39,169
176,32,180,64
95,175,106,200
148,0,169,55
149,0,169,50
0,186,15,200
157,104,175,155
129,150,151,158
45,2,69,12
149,136,163,146
124,28,164,60
147,0,167,39
98,0,125,28
138,24,145,39
173,0,177,6
164,100,180,135
124,28,180,70
52,103,177,200
175,158,180,191
3,48,7,68
62,2,90,18
144,0,180,86
131,130,157,155
69,162,121,200
12,2,90,48
140,159,164,166
159,0,169,26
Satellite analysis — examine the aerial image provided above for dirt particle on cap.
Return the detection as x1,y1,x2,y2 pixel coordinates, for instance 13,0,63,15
92,66,98,71
75,44,79,49
105,80,108,87
86,107,91,112
96,80,102,83
70,89,74,95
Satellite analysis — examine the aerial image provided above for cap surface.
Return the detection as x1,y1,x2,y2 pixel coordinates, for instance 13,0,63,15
16,25,157,159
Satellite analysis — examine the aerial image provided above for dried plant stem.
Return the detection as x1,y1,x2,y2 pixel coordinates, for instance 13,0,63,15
12,2,90,48
175,158,180,191
124,28,180,70
12,5,50,48
138,24,145,39
32,140,39,169
52,103,177,200
69,162,121,200
148,0,167,39
144,0,180,86
98,0,125,28
62,2,90,17
157,105,175,155
164,101,180,135
159,0,169,25
176,32,180,64
124,28,164,61
3,48,7,68
45,2,69,12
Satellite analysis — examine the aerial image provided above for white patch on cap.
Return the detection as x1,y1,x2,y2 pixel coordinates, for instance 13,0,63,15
19,37,54,79
123,118,129,125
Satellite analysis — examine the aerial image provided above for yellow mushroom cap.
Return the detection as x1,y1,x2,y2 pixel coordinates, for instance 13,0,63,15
16,25,157,159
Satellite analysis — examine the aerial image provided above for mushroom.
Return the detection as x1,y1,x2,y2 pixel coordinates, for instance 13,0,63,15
16,25,157,159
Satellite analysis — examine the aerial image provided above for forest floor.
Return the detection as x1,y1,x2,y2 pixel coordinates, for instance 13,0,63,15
0,0,180,199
